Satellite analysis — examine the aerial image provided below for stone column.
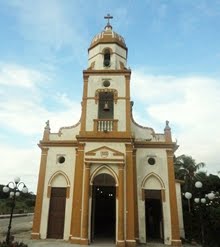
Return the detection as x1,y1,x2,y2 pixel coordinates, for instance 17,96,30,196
117,163,125,247
81,162,91,245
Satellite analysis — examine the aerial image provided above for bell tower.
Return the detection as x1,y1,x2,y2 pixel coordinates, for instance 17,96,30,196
79,15,132,139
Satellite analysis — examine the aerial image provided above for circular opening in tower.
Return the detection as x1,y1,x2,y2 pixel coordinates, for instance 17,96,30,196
148,157,156,165
58,156,65,164
103,80,110,87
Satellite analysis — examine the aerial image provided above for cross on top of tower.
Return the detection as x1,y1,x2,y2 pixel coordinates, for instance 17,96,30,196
104,14,113,27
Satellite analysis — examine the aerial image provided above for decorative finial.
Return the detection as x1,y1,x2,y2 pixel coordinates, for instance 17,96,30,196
164,120,172,142
104,13,113,28
164,120,171,130
43,120,50,141
45,120,50,130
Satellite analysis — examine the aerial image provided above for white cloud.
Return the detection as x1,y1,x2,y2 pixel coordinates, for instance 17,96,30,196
0,144,40,193
131,69,220,174
0,63,81,135
0,62,81,193
0,63,48,88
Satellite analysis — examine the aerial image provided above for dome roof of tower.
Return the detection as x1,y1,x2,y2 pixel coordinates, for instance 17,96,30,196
89,25,127,50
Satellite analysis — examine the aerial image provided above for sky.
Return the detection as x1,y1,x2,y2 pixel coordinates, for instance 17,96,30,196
1,0,220,193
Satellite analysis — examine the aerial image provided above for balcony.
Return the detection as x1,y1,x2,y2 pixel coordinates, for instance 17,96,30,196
93,119,118,132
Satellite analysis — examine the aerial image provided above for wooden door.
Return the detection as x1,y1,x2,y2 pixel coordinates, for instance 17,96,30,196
47,187,66,239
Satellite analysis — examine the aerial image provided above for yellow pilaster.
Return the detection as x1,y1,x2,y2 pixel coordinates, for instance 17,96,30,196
167,150,182,246
125,75,131,133
80,75,89,134
125,144,136,247
80,162,90,245
132,149,139,241
117,163,125,247
70,143,85,244
31,147,49,239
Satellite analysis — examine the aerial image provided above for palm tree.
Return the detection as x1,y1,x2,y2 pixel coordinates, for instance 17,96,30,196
174,154,205,192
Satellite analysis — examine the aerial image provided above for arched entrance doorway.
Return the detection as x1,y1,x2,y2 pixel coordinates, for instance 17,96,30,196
91,173,116,242
145,190,163,241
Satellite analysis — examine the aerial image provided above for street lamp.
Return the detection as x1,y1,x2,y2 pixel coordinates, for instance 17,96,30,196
3,177,28,245
184,191,193,242
184,181,215,247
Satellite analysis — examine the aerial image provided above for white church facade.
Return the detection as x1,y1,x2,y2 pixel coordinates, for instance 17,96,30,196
32,17,184,247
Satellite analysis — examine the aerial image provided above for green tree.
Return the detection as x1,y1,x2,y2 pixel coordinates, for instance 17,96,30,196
174,154,205,192
175,156,220,246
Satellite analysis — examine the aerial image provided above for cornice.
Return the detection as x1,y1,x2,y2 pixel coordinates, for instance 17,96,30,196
38,140,78,148
76,134,134,143
83,69,131,76
134,141,178,150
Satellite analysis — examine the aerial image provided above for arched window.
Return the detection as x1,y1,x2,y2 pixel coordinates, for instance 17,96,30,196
98,92,114,119
103,48,111,67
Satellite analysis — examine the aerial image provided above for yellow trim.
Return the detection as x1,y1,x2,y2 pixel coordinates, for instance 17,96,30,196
70,143,85,241
85,145,124,156
81,163,90,243
125,75,131,132
85,158,124,162
90,164,119,186
132,149,139,240
80,76,89,132
47,170,71,198
48,170,71,186
83,69,131,76
95,88,118,104
31,148,49,240
125,144,136,246
166,149,181,244
117,163,125,245
39,140,78,147
141,172,165,189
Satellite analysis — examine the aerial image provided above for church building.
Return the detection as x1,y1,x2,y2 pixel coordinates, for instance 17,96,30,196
32,16,184,247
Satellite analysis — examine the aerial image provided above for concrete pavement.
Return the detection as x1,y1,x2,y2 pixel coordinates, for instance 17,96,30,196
0,215,200,247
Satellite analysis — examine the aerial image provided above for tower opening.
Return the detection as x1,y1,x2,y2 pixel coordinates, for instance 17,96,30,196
145,190,163,242
91,173,116,243
103,48,111,67
98,92,114,119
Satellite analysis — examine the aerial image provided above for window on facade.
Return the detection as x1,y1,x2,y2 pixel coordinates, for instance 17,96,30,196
57,156,65,164
148,157,156,165
103,49,111,67
98,92,114,119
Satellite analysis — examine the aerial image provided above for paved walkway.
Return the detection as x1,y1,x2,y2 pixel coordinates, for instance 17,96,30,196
1,234,201,247
19,239,201,247
0,215,201,247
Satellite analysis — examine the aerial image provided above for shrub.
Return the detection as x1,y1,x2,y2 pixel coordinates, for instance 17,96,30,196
0,241,28,247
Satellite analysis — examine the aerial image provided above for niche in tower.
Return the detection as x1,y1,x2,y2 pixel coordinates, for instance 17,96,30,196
103,48,111,67
98,91,114,119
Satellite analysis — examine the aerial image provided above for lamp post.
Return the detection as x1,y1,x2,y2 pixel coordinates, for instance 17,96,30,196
194,181,206,247
184,181,215,247
3,177,28,245
184,192,193,242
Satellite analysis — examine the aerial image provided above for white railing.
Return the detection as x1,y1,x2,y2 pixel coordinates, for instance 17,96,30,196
94,119,118,132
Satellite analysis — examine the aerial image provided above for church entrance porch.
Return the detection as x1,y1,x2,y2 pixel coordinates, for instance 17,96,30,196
145,190,163,242
91,174,116,243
